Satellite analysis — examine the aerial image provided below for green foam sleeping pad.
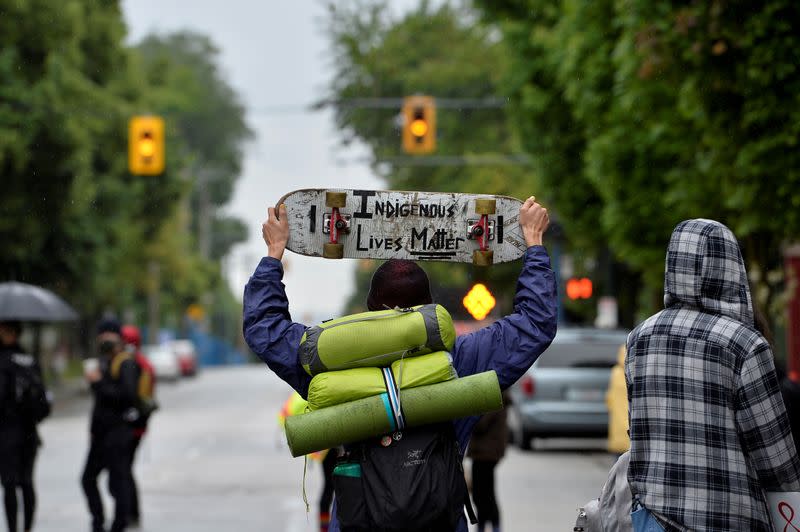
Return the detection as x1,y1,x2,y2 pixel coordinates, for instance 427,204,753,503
284,370,502,457
306,351,457,411
299,304,455,375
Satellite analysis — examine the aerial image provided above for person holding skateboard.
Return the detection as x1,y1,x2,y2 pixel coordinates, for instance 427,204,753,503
244,196,557,532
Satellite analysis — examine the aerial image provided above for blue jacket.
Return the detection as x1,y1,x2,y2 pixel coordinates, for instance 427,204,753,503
243,246,558,531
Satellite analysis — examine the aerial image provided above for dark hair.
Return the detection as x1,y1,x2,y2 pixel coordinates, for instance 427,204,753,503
96,318,122,336
366,259,433,311
752,304,775,348
0,321,22,337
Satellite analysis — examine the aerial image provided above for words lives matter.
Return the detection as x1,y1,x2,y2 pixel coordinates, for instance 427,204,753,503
350,190,466,254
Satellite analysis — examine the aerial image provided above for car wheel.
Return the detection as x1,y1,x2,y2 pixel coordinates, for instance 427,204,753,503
507,406,533,451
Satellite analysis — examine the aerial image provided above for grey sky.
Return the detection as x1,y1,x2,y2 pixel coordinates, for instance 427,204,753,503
122,1,416,321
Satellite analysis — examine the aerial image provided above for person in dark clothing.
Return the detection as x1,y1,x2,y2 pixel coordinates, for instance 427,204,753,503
467,391,509,532
0,321,47,532
319,450,337,532
120,325,154,529
752,300,800,459
81,319,139,532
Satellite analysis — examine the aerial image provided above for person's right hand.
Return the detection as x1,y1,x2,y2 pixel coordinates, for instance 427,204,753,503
263,204,289,260
519,196,549,247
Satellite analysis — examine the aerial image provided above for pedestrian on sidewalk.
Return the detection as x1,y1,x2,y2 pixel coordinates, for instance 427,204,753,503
244,196,557,531
0,321,50,532
467,391,510,532
625,219,800,531
278,391,336,532
81,319,139,532
120,325,155,529
605,345,629,456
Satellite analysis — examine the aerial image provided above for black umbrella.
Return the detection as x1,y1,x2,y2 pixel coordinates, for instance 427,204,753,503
0,281,79,322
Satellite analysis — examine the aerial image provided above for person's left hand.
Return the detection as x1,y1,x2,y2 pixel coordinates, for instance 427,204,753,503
263,204,289,260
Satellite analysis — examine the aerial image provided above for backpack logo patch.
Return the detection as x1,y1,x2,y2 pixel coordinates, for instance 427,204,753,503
403,449,426,468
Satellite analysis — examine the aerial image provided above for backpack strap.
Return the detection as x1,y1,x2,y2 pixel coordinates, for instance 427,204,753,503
464,490,478,525
110,352,133,379
138,367,153,398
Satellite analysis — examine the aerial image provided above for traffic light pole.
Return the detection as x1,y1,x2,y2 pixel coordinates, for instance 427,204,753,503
312,97,507,110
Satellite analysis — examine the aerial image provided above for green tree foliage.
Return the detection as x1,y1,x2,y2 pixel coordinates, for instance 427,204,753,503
136,32,254,260
324,0,540,313
0,0,183,314
0,3,251,336
477,0,800,316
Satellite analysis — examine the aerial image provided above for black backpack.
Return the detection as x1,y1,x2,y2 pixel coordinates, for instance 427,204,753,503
333,423,476,532
9,353,51,424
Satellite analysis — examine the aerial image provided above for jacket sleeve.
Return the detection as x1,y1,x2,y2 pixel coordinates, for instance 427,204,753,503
452,246,558,390
0,366,7,413
91,358,139,409
243,257,311,397
735,341,800,491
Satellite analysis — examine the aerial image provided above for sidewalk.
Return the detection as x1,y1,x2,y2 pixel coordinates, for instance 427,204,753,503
48,376,90,416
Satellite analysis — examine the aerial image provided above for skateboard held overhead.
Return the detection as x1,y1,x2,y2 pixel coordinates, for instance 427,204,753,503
276,189,528,265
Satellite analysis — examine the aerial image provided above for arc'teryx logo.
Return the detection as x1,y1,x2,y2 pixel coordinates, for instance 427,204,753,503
403,449,426,468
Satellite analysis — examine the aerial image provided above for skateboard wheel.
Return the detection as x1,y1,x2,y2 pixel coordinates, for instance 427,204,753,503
326,192,347,208
323,243,344,259
473,250,494,266
475,198,496,215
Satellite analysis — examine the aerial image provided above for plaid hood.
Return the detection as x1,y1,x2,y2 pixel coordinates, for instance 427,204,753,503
628,218,800,531
664,218,754,327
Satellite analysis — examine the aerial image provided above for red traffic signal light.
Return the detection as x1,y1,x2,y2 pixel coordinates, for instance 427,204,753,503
566,278,593,300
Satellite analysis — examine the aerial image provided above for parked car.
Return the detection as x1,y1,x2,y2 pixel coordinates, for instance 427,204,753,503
506,327,629,450
169,339,199,377
143,344,181,382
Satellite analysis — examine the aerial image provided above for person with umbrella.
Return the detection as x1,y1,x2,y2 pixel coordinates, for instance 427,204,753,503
0,320,50,532
0,281,76,532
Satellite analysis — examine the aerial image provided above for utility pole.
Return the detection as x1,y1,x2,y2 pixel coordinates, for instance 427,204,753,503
197,169,214,260
786,244,800,381
147,260,160,345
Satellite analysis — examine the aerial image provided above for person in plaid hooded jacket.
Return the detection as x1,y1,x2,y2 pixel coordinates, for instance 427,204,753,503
625,218,800,531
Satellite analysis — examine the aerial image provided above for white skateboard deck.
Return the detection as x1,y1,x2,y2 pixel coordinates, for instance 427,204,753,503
277,189,527,264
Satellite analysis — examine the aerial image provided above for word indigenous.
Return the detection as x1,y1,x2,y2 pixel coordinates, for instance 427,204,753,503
350,191,465,255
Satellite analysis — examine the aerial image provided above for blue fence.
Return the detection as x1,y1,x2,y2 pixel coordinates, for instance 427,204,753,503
143,325,248,367
187,327,247,367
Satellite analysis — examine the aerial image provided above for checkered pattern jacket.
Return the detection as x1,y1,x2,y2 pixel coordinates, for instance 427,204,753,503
625,219,800,531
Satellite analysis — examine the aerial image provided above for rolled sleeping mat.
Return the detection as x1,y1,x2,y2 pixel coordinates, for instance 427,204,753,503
299,304,455,375
306,351,458,411
284,370,502,457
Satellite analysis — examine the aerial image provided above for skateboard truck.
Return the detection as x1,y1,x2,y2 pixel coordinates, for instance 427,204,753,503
469,198,496,266
323,191,348,259
322,213,352,235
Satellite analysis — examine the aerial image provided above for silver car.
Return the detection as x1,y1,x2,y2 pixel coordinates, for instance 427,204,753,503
507,327,629,450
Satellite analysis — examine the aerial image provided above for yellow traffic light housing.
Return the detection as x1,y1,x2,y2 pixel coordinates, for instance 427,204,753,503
463,283,496,321
129,116,165,175
402,96,436,154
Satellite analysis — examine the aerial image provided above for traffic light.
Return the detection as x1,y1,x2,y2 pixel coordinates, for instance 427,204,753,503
129,116,165,175
566,277,593,300
463,283,496,321
402,96,436,154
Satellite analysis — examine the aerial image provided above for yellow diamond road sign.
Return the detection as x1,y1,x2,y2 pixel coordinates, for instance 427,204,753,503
463,283,496,321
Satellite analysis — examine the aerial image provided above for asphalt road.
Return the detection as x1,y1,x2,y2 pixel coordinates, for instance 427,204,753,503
30,366,615,532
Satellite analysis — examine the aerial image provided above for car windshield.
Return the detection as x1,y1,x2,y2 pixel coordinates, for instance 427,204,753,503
535,339,624,369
